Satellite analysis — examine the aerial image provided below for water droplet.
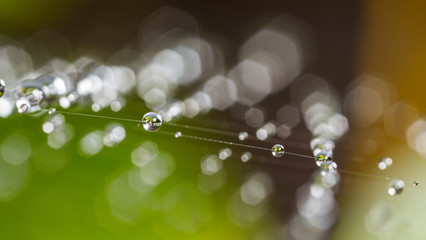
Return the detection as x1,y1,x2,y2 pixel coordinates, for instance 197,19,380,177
48,108,56,115
414,181,419,186
16,89,44,114
271,144,285,157
21,88,44,105
315,151,333,167
142,112,162,132
238,131,248,141
17,103,29,114
378,157,393,170
320,161,338,172
0,79,5,98
388,179,404,196
175,132,182,138
241,152,252,162
137,124,141,127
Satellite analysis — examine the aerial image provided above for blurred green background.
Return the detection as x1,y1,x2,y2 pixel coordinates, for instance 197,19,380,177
0,99,282,239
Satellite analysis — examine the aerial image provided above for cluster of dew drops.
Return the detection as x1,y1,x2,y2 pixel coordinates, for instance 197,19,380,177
0,76,418,197
141,111,285,157
377,156,419,196
142,111,336,186
141,110,419,197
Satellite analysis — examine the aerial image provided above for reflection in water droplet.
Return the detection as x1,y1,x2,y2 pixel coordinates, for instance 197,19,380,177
315,151,333,167
174,131,182,138
414,181,419,186
15,87,45,114
142,112,162,132
272,144,285,157
17,103,30,114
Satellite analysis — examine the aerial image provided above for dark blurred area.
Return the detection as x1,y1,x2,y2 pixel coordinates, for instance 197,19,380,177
0,0,361,90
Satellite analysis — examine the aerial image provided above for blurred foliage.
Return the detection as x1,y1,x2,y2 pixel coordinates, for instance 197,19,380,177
0,96,280,239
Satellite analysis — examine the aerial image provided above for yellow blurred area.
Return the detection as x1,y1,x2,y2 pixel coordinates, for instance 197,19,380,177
360,1,426,105
335,1,426,239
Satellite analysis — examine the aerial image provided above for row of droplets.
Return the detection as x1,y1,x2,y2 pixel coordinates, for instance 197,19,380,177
142,111,288,159
35,94,414,239
0,54,301,148
377,156,419,196
285,83,347,239
52,107,414,198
